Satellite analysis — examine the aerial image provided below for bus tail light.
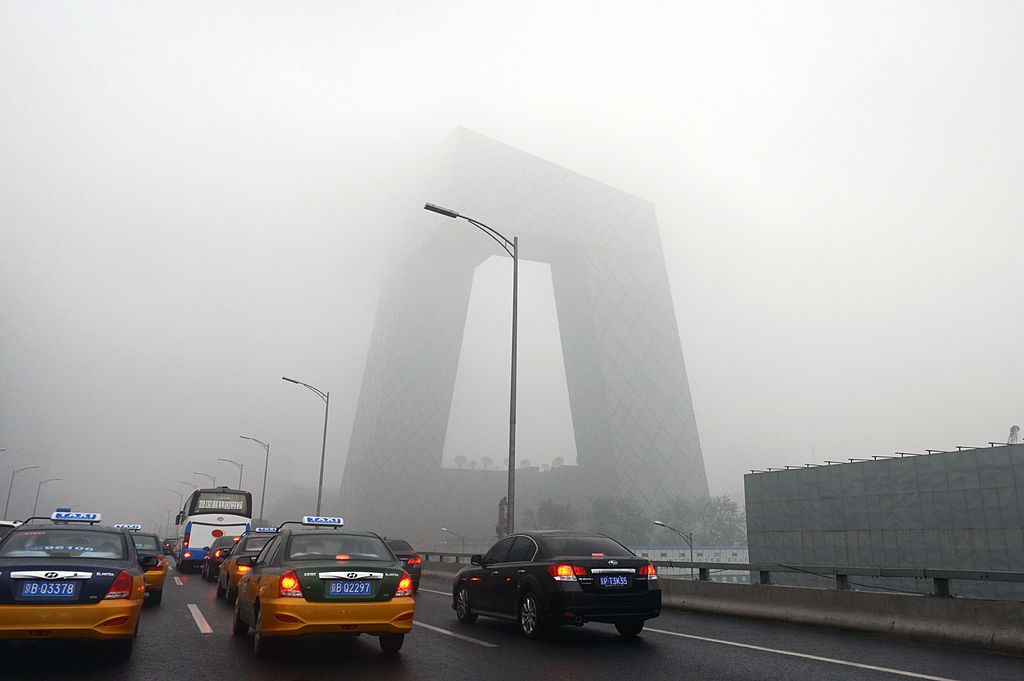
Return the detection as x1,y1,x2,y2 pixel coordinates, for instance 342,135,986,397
182,532,190,548
279,570,303,598
395,572,413,597
105,571,133,599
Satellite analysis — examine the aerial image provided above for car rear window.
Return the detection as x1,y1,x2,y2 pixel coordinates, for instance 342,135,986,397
133,535,160,551
241,536,272,553
0,529,127,559
287,534,392,561
540,536,634,558
386,539,413,552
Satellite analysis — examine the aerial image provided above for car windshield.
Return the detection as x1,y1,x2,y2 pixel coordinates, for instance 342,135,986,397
0,528,127,559
386,539,413,552
541,536,634,558
287,534,392,561
241,536,272,553
133,535,160,551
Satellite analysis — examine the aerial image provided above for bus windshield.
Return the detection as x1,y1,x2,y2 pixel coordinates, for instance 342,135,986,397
189,490,251,516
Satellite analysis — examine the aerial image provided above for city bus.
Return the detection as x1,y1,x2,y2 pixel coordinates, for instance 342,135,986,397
174,486,252,573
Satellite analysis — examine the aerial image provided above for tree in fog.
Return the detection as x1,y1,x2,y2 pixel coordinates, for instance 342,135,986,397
523,499,579,531
481,456,493,470
586,496,651,546
454,455,467,469
466,460,478,470
658,494,745,545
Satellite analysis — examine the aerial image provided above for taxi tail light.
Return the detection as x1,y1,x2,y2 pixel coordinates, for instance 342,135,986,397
214,549,222,558
395,572,414,597
549,563,587,581
278,569,303,598
407,555,422,566
639,563,658,579
237,565,251,573
105,571,133,599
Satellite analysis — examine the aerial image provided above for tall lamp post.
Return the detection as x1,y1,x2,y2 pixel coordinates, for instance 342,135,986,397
32,478,61,516
217,458,243,489
441,527,466,554
653,520,695,580
240,436,271,523
194,471,215,487
425,202,519,535
4,465,39,519
282,376,330,515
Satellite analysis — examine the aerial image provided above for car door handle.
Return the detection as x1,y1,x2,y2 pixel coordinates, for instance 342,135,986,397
490,571,499,575
517,569,526,574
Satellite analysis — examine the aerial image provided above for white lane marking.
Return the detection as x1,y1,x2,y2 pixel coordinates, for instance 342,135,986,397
414,621,497,648
187,603,214,634
418,587,450,597
645,627,959,681
174,576,184,586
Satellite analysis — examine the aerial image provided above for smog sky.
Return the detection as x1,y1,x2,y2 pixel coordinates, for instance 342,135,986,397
2,2,1022,528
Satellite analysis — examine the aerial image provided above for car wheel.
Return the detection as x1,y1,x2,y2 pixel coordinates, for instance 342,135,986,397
455,586,477,624
232,600,249,636
226,586,238,606
518,592,544,639
110,637,133,660
149,590,163,606
216,579,226,599
379,633,404,654
615,618,645,639
253,608,272,656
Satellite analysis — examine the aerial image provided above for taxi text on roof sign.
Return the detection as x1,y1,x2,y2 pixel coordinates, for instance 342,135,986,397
114,524,142,530
51,511,102,522
302,516,344,527
254,527,277,533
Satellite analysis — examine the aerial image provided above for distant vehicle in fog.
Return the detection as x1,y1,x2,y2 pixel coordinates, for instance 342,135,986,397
174,486,252,573
385,538,422,592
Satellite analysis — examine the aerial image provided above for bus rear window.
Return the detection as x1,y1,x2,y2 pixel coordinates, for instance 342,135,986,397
191,491,250,515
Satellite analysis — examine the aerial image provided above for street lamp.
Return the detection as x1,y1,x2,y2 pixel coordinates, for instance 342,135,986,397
4,465,39,519
282,376,330,515
217,458,243,489
425,202,519,535
168,489,184,512
32,478,61,516
441,527,466,554
653,520,695,580
194,471,215,487
240,436,271,524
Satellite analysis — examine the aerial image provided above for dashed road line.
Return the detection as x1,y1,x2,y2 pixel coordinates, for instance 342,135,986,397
174,576,184,586
414,621,497,647
645,627,959,681
417,587,450,597
187,603,214,634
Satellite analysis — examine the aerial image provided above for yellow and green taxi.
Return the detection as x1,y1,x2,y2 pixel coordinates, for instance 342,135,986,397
0,512,156,659
232,516,415,655
117,525,168,605
216,528,277,604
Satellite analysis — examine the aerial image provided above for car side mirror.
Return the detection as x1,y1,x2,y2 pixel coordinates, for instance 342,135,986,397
139,555,159,568
236,555,254,567
174,512,183,525
470,554,483,566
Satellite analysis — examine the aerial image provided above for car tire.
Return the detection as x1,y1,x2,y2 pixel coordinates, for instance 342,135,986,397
232,601,249,636
615,618,645,639
149,590,163,606
379,633,404,654
455,586,477,624
518,592,545,640
110,637,133,660
253,608,272,656
216,579,226,599
226,586,238,606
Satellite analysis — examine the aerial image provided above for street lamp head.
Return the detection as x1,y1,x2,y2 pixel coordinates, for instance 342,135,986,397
424,202,460,219
653,520,666,526
282,376,299,384
440,527,448,532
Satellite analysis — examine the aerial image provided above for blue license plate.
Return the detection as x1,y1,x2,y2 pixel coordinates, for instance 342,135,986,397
20,580,80,599
328,580,372,596
599,575,629,587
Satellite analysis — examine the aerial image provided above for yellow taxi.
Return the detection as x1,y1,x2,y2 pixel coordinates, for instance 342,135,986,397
118,525,168,605
0,512,155,658
231,516,415,655
216,528,277,604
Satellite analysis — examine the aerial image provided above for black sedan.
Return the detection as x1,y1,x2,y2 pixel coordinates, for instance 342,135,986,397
201,535,239,581
384,539,422,593
451,531,660,639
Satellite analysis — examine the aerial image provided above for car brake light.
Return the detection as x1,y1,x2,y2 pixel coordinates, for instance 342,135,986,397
237,565,251,573
549,563,586,581
335,554,351,561
395,572,413,597
214,550,222,558
183,552,192,558
407,556,422,566
279,570,303,598
639,563,658,580
105,571,133,599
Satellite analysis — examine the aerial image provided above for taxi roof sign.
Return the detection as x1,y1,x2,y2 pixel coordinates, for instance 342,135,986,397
114,523,143,531
301,516,344,527
51,511,102,523
253,527,277,533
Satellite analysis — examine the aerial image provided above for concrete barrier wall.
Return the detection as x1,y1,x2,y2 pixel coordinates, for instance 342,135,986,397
423,562,1024,653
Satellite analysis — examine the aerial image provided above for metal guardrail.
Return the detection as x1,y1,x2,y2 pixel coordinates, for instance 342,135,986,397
421,552,1024,597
